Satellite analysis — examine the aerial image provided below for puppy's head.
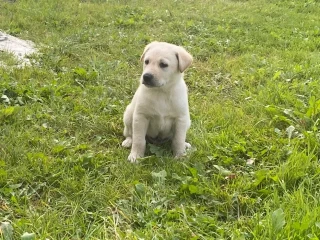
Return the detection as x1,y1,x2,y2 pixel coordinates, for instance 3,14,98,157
140,42,192,88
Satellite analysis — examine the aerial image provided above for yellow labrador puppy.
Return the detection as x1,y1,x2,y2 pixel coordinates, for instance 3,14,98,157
122,41,193,162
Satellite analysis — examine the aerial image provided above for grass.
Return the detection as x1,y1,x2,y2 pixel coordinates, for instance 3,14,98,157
0,0,320,239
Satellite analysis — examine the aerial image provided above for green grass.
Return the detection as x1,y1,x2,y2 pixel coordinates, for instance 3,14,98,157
0,0,320,239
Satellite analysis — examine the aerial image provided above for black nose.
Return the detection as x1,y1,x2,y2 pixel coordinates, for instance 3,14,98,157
143,73,153,85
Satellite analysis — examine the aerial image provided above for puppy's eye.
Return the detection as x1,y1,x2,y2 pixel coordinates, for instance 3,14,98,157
145,59,149,65
160,62,168,68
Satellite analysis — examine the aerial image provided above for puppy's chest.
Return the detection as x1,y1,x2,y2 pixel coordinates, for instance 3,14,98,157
137,88,186,118
147,98,177,117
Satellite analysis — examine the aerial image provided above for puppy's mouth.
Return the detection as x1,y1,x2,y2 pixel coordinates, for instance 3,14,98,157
143,82,164,88
143,82,156,88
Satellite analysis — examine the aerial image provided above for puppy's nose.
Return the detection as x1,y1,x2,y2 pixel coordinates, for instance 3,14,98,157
143,73,154,85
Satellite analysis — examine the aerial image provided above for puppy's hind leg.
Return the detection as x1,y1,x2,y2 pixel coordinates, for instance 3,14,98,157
172,117,190,158
122,128,132,148
122,104,133,148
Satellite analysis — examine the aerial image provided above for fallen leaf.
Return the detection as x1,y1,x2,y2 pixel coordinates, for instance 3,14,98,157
246,158,256,165
225,173,237,180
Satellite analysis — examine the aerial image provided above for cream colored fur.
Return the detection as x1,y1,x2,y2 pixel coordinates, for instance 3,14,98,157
122,41,193,162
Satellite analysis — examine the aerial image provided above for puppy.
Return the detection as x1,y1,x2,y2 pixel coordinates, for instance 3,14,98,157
122,41,193,162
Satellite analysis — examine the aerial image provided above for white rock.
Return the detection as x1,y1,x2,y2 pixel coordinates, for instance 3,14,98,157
0,31,36,67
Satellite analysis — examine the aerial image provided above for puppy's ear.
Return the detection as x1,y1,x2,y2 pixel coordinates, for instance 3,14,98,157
140,41,159,61
175,46,193,73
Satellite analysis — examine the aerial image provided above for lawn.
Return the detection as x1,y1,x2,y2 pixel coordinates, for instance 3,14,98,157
0,0,320,239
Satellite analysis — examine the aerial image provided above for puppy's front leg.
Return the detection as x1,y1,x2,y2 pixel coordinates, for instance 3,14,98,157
128,114,149,163
172,117,190,158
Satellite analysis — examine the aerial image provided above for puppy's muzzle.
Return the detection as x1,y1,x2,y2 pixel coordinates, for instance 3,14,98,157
142,73,155,87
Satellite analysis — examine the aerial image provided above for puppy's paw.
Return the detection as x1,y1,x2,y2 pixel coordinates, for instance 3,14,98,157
173,148,187,159
127,152,143,163
122,138,132,148
174,142,192,159
185,142,191,149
